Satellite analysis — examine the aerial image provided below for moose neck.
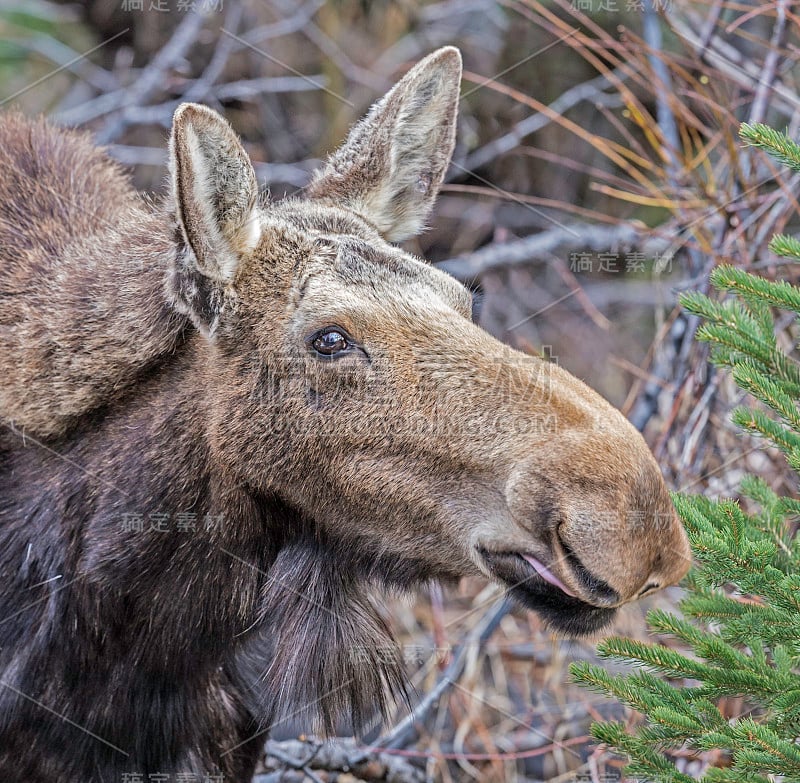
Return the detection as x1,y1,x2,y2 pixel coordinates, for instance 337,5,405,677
1,333,281,671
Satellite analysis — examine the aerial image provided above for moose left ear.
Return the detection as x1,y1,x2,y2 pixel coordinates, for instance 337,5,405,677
307,47,461,243
169,103,260,282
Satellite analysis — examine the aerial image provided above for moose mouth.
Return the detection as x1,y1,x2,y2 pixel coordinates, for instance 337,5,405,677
479,549,617,635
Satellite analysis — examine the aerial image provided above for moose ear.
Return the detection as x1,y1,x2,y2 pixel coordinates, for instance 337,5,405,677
308,47,461,243
169,103,259,282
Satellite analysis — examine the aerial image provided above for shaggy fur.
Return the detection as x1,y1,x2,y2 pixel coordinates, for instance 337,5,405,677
0,47,691,781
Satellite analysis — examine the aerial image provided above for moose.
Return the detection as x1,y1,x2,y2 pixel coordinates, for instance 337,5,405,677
0,47,690,781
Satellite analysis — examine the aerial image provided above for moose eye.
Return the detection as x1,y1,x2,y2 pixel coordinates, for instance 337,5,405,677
311,328,350,357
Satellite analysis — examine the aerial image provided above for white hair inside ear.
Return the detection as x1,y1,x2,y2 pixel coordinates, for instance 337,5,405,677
169,102,261,282
307,47,462,243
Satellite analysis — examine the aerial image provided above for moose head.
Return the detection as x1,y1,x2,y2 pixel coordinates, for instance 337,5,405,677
166,46,690,728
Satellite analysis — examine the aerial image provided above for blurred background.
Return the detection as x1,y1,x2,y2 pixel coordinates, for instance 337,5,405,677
1,0,798,780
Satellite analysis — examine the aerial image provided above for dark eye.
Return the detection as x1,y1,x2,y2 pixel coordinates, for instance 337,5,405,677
311,328,350,357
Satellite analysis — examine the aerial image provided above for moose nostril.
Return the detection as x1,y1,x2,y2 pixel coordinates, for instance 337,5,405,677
558,536,620,605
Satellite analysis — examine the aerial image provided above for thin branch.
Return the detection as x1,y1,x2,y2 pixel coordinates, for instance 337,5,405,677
214,75,330,100
669,9,800,120
350,598,513,761
741,0,790,178
260,737,425,783
301,22,390,92
17,35,117,92
458,66,630,175
97,75,329,132
105,146,316,188
435,223,671,281
181,1,243,105
242,0,327,46
95,9,208,143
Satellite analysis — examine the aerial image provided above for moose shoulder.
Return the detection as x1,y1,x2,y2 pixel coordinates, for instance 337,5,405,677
0,47,690,782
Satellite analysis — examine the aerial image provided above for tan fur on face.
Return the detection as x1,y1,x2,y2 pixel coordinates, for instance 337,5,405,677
213,200,690,607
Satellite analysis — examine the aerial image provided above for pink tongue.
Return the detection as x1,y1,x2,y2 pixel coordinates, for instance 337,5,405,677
522,555,577,598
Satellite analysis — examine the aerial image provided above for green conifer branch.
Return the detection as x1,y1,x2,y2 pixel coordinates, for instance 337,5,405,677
711,265,800,315
572,120,800,782
740,123,800,173
768,233,800,262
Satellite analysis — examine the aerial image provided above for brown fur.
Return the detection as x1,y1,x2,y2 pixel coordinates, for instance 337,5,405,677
0,48,690,782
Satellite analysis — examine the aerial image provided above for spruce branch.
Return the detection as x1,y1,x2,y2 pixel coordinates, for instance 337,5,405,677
574,119,800,782
710,265,800,315
740,123,800,173
768,233,800,261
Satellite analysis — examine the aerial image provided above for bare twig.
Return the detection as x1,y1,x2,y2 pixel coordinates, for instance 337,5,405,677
215,75,330,100
741,0,790,179
105,146,316,189
260,737,425,783
95,10,208,143
242,0,327,46
15,35,117,92
95,74,329,132
547,252,612,331
435,223,671,281
350,598,512,762
181,1,243,105
301,22,390,92
669,10,800,120
642,0,681,171
459,66,630,174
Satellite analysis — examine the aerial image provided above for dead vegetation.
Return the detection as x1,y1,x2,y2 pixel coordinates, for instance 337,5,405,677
1,0,798,779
